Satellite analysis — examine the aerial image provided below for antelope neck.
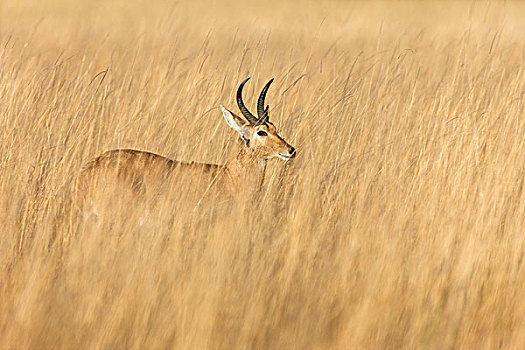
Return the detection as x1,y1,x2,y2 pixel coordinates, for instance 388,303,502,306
225,144,267,191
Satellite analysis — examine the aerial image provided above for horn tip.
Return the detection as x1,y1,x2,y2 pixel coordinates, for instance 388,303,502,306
238,77,251,89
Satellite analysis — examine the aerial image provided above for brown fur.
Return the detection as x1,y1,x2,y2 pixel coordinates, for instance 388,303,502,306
76,149,220,210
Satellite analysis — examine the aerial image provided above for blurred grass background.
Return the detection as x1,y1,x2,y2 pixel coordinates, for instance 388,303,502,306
1,0,525,348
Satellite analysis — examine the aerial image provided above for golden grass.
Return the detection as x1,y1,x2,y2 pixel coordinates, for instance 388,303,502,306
1,0,525,348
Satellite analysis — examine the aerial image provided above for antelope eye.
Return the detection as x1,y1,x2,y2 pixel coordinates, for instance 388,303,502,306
257,130,268,137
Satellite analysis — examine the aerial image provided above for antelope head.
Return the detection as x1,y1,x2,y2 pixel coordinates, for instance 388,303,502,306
221,78,296,161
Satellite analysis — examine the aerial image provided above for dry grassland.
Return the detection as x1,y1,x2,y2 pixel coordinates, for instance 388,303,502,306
1,0,525,348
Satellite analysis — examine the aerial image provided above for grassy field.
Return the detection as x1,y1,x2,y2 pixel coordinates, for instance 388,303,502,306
1,0,525,348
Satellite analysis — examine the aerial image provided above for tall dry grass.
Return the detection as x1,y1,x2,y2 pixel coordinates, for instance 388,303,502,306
1,0,525,348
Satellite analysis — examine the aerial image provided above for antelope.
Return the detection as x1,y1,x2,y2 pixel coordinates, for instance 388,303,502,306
75,78,296,220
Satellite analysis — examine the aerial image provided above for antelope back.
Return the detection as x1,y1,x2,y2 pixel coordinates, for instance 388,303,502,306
75,149,224,215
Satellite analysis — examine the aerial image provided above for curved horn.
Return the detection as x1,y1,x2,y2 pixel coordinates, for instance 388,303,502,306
258,106,269,125
236,78,258,125
257,78,274,124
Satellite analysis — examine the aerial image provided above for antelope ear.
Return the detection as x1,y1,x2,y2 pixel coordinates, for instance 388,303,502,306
221,106,251,140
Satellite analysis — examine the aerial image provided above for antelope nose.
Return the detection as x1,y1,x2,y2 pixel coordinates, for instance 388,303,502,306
289,146,296,157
